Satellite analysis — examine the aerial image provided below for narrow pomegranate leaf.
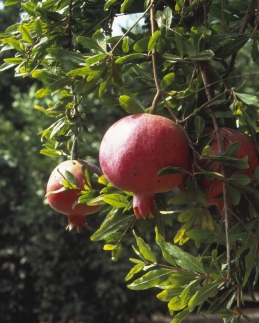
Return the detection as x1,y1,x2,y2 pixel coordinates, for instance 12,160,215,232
133,230,157,263
194,115,205,141
148,30,161,52
167,191,195,205
228,174,250,186
103,193,129,208
243,243,257,287
157,288,183,302
119,95,144,114
125,263,145,281
168,295,186,311
171,309,190,323
127,268,172,290
158,166,190,176
226,183,241,205
115,53,147,64
188,281,220,312
155,228,206,274
120,0,134,12
77,36,105,53
223,142,241,157
111,243,123,261
122,37,129,53
180,279,203,307
104,0,117,11
90,211,133,241
85,53,107,65
208,286,237,313
133,37,150,53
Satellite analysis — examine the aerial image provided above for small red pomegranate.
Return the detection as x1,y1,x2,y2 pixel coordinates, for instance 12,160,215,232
46,159,102,232
199,127,259,212
99,113,190,219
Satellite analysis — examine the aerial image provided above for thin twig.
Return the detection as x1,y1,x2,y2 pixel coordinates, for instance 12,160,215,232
200,61,231,284
150,0,162,114
110,3,152,54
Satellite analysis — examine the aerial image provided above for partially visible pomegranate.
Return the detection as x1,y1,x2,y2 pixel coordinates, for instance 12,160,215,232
99,113,190,219
46,160,102,232
199,127,259,212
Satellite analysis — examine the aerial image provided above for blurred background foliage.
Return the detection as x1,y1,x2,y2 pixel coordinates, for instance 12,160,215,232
0,2,258,323
0,4,163,323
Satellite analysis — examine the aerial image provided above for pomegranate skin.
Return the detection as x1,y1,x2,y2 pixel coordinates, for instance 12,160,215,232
46,160,102,232
99,114,190,219
200,127,259,212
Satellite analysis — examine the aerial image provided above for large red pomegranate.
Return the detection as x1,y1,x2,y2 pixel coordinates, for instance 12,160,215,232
99,113,190,219
46,159,103,232
199,127,259,212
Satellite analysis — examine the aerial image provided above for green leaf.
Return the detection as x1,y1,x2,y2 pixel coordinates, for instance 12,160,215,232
103,194,129,208
158,166,190,176
156,11,165,30
3,57,23,64
194,116,205,141
125,263,145,281
133,37,150,53
228,174,250,186
4,0,21,6
168,296,186,311
155,228,206,274
223,142,241,157
85,53,107,65
162,54,183,62
148,30,161,52
243,243,257,287
93,30,106,52
188,282,220,312
115,53,147,64
157,288,183,302
47,48,85,64
2,38,23,51
171,309,190,323
77,36,105,53
215,37,249,59
235,92,259,106
119,95,144,113
164,6,173,31
18,24,33,44
133,230,157,263
35,77,73,98
122,37,130,53
34,18,42,36
104,0,117,11
167,191,195,205
226,183,241,205
161,72,175,90
127,268,172,290
91,210,133,241
120,0,134,12
208,286,237,313
187,50,214,61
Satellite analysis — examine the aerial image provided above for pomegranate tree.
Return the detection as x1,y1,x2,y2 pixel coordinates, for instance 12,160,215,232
99,113,190,219
46,159,102,232
199,127,259,212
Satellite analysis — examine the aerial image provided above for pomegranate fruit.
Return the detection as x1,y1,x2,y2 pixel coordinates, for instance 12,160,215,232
46,159,102,232
99,113,190,219
199,127,259,212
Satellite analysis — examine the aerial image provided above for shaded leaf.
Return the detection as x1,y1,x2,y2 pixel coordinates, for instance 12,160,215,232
103,194,129,208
